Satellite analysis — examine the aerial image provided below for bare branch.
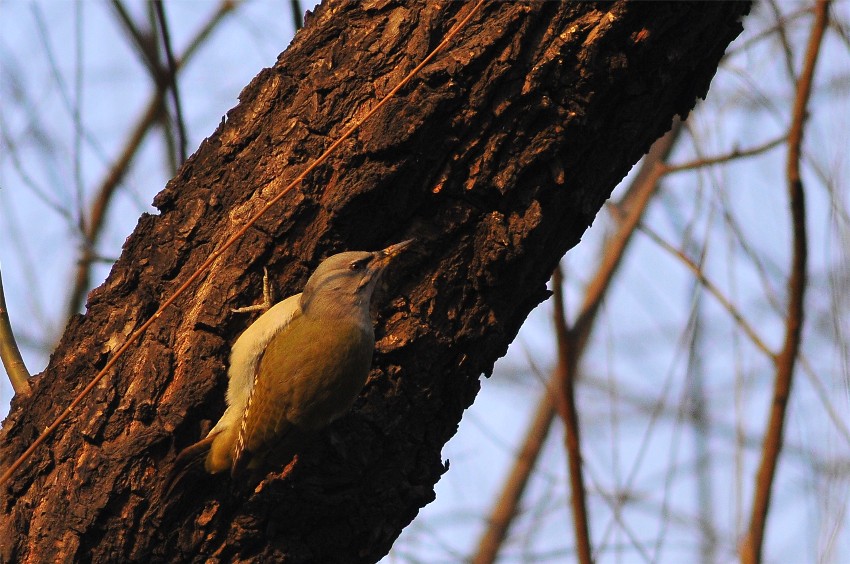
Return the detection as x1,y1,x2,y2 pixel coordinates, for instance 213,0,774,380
638,224,774,359
724,6,811,59
0,267,31,395
552,266,593,564
663,134,785,175
767,0,800,84
290,0,303,31
109,0,160,79
742,1,829,561
0,125,71,220
153,0,188,164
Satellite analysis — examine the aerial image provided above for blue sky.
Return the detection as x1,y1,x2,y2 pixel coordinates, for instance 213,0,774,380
2,2,849,561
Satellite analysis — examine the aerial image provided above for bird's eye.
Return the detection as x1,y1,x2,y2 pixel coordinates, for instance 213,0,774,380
349,259,367,271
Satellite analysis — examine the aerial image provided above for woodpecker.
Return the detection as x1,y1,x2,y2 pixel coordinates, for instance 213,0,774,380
169,240,412,486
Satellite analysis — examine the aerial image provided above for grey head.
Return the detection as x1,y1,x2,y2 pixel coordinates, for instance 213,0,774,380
300,240,413,321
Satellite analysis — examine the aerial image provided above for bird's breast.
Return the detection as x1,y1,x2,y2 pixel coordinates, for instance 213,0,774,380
255,315,375,431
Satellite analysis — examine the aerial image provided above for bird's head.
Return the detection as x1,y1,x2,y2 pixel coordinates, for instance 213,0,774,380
301,240,413,318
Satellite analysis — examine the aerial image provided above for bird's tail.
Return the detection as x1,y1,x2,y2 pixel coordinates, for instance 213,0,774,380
163,433,216,499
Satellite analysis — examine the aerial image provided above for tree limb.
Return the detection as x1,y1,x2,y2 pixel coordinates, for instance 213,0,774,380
0,267,31,395
742,1,829,561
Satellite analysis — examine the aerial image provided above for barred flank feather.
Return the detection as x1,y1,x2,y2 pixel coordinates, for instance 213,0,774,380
232,362,262,479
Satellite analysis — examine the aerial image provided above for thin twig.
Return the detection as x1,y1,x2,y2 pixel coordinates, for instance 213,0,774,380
689,294,717,564
576,121,682,341
582,460,654,563
552,266,593,564
0,126,71,219
153,0,188,164
290,0,303,31
640,222,850,448
656,217,714,563
73,1,86,240
0,267,31,395
723,6,812,60
30,2,136,176
110,0,160,79
662,134,785,175
593,279,704,560
638,224,774,360
767,0,799,84
798,354,850,445
742,1,828,562
0,0,487,489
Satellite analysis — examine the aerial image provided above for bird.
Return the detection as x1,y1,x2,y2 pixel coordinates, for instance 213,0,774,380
167,240,413,489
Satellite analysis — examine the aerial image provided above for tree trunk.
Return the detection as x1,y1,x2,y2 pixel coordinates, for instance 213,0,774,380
0,1,750,562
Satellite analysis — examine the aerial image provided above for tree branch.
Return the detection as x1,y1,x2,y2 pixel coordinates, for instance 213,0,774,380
153,0,188,164
0,267,30,395
552,265,593,564
742,1,829,561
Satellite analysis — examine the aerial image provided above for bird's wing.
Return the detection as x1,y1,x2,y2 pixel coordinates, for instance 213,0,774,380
207,292,302,438
231,351,296,478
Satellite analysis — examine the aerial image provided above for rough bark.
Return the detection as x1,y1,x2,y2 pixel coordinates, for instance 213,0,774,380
0,1,750,562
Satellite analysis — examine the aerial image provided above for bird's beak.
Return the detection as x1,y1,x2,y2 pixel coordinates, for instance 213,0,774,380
357,239,414,292
377,239,414,262
365,239,414,281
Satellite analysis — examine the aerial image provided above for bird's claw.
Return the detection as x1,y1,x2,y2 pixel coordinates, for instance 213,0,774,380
232,267,274,314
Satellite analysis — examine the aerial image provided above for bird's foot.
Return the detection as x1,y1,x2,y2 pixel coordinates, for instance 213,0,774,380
232,267,274,313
